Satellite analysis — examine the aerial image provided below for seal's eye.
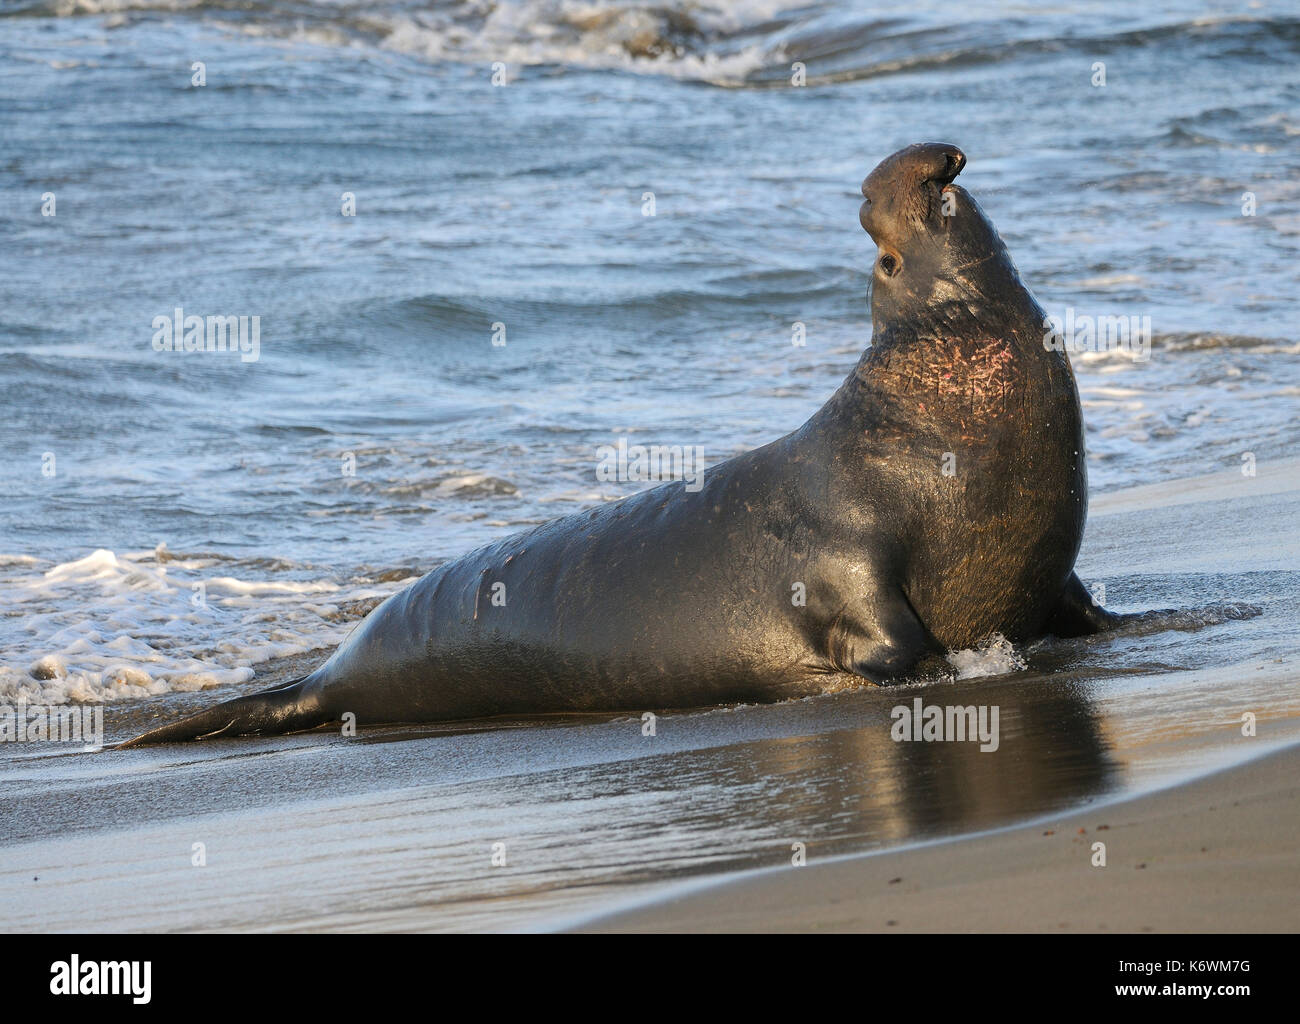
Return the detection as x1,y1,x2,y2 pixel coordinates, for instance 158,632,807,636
879,253,899,277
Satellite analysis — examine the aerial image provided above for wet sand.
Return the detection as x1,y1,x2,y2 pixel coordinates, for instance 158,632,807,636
573,741,1300,932
1,458,1296,932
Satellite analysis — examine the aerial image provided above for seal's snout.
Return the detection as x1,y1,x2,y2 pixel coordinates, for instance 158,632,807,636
859,143,965,200
859,142,967,252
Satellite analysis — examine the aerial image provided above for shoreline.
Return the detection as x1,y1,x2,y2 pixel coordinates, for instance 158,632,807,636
2,455,1295,934
568,741,1300,933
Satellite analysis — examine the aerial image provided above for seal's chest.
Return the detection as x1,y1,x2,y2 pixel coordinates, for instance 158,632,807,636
878,336,1027,433
927,337,1020,423
910,512,1075,649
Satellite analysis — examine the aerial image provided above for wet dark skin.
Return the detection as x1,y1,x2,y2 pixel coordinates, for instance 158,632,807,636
123,143,1135,744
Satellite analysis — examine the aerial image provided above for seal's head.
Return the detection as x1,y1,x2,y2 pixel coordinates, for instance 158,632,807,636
860,143,1019,326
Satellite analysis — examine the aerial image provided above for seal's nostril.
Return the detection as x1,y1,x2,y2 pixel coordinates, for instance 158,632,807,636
879,253,898,276
943,149,966,181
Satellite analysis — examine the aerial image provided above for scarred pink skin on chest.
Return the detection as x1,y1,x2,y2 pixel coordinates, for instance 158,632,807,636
874,335,1023,436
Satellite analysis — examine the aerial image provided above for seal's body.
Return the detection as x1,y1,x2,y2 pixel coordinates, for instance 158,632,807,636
124,143,1125,744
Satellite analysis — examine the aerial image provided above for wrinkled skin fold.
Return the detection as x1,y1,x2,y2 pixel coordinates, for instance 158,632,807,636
123,142,1137,745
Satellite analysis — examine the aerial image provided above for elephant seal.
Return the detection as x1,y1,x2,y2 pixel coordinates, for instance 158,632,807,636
123,142,1130,745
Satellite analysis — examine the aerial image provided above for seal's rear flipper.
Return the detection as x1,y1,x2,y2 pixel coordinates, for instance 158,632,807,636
117,676,330,747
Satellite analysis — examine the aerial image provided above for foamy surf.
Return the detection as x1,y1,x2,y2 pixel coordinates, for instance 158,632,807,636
0,545,404,705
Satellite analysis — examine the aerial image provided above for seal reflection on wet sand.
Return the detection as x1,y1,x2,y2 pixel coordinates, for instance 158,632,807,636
123,142,1159,746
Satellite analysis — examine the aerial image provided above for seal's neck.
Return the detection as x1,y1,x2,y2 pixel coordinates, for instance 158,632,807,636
845,262,1075,439
870,241,1034,339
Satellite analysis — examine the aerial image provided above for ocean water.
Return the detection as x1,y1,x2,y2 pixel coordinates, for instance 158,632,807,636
2,0,1297,704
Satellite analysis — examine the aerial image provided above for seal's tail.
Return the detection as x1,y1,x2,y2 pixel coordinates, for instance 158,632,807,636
117,676,330,747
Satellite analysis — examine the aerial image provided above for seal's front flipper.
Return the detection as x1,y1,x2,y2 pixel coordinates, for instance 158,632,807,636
117,675,331,747
831,589,932,683
1045,572,1132,637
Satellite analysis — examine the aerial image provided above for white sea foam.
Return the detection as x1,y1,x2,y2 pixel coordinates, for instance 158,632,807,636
42,0,803,85
946,634,1027,679
375,8,784,85
219,0,801,85
0,546,403,705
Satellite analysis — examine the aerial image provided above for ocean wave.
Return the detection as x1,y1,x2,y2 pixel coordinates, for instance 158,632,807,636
374,472,520,498
374,276,852,336
10,0,1297,87
1154,332,1300,354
